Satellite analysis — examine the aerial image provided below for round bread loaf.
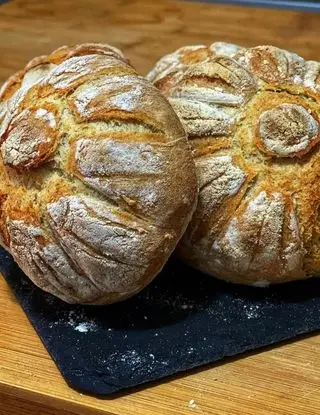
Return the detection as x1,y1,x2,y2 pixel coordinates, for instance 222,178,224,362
148,42,320,286
0,43,197,304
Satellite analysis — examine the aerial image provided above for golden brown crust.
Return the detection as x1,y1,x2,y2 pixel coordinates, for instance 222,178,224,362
0,43,197,304
149,42,320,285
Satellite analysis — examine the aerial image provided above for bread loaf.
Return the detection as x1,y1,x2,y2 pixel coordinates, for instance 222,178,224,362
148,42,320,286
0,43,198,304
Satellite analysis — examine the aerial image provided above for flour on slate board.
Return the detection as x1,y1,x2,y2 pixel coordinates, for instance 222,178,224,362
49,310,98,333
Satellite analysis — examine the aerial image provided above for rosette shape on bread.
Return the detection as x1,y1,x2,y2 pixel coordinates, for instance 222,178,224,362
148,42,320,285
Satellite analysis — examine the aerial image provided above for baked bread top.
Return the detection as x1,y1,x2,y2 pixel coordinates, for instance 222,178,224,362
148,42,320,285
0,43,197,303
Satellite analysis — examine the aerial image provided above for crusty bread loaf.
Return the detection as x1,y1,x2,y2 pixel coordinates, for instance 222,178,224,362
148,42,320,286
0,43,198,304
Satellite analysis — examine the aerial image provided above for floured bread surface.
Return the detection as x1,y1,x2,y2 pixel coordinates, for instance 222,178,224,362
0,43,197,304
148,42,320,285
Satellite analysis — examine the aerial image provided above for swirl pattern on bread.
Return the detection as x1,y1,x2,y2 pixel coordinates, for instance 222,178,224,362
0,43,198,303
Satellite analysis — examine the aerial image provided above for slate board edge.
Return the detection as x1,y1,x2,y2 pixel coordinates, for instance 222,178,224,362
62,327,319,396
2,249,320,397
2,267,319,396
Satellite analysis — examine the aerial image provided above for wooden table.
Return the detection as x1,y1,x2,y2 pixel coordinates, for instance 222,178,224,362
0,1,319,414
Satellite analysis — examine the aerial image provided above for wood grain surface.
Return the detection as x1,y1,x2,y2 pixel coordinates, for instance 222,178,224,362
0,1,319,414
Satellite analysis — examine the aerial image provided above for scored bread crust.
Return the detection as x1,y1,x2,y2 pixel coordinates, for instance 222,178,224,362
148,42,320,285
0,43,198,304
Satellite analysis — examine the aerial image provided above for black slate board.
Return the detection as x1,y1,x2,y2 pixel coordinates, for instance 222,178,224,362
1,247,319,395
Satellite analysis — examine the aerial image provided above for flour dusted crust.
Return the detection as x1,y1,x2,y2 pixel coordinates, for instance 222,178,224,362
148,42,320,285
0,43,197,303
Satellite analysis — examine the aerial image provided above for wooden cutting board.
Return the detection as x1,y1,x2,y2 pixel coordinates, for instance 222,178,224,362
0,1,319,414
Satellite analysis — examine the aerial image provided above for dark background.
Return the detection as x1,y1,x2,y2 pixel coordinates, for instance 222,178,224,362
197,0,320,11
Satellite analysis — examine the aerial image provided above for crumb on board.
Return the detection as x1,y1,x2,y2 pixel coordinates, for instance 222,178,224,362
244,304,260,319
74,322,97,333
188,399,197,409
